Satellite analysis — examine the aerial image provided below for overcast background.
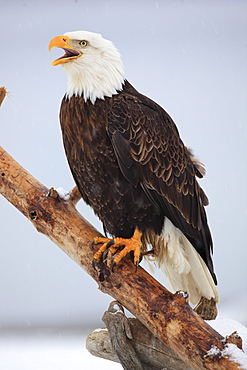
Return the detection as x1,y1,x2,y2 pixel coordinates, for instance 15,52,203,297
0,0,246,340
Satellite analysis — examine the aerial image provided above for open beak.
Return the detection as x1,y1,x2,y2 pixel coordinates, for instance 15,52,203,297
48,36,81,66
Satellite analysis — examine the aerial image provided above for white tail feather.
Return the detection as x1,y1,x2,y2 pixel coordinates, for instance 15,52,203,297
144,217,219,306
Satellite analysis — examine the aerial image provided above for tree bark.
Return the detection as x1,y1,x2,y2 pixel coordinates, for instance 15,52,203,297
101,301,145,370
0,146,245,370
86,300,192,369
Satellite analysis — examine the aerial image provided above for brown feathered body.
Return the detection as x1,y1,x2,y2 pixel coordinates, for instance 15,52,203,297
60,80,217,285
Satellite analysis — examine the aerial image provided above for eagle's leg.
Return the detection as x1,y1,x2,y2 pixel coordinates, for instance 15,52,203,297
194,297,218,320
92,229,142,269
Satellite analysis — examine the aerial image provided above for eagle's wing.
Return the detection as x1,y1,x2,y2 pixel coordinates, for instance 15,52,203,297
107,87,216,282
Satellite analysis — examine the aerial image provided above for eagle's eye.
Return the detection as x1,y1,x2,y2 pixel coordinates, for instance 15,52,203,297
79,40,88,47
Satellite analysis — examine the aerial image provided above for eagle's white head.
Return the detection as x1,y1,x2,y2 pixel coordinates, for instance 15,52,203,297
48,30,125,104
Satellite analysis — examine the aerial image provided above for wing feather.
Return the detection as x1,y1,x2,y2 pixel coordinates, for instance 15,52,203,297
107,82,215,281
109,92,200,226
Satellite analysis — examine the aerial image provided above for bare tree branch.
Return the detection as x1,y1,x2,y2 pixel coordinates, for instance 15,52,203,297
0,146,245,370
87,301,192,370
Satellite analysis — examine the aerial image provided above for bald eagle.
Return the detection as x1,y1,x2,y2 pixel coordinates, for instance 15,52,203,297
49,31,218,319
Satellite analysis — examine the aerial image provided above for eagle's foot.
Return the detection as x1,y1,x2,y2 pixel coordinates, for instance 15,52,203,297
92,229,142,271
194,297,218,320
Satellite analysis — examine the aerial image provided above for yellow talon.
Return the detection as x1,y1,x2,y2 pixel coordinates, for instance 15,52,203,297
91,229,142,270
93,242,109,263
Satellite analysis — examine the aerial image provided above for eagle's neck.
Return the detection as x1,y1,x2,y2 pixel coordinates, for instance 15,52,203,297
64,58,125,104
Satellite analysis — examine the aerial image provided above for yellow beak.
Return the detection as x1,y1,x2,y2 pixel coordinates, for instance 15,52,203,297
48,36,81,66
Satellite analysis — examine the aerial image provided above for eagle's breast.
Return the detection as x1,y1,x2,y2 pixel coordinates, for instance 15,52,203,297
59,94,163,238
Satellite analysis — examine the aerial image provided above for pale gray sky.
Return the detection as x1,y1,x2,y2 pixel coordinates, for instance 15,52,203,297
0,0,246,330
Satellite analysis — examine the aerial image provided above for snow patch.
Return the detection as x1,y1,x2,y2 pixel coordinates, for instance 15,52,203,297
222,343,247,370
207,316,247,370
176,290,189,299
208,316,247,352
207,345,221,356
92,328,108,333
111,304,123,314
55,187,71,200
206,343,247,370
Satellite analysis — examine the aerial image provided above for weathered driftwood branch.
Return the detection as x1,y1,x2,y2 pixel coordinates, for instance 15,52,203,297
102,301,145,370
86,300,192,370
0,146,245,370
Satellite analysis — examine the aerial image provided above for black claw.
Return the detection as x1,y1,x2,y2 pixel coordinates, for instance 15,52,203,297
90,240,95,250
111,261,116,273
99,272,105,282
106,239,115,249
102,249,109,261
92,258,97,271
135,261,139,272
